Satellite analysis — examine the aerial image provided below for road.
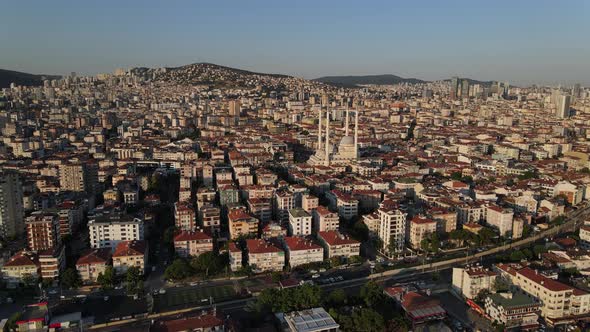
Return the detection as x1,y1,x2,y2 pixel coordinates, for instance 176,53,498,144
87,204,590,330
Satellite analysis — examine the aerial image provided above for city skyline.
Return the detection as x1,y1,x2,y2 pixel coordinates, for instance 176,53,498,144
2,0,590,86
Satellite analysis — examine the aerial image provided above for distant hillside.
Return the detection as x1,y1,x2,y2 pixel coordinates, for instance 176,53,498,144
314,74,426,88
0,69,61,88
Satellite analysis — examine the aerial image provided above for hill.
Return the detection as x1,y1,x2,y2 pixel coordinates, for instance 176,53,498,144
314,74,426,88
0,69,61,88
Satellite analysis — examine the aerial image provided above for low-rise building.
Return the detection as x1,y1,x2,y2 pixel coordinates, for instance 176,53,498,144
275,307,339,332
246,239,284,272
317,230,360,259
173,230,213,258
228,209,259,239
76,248,112,283
1,251,38,285
112,240,147,275
484,291,541,330
283,236,324,267
452,266,498,299
408,216,437,250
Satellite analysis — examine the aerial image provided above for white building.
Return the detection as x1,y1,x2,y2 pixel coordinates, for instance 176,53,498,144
283,236,324,267
486,205,514,237
452,266,498,299
88,211,144,250
288,208,312,236
378,206,407,255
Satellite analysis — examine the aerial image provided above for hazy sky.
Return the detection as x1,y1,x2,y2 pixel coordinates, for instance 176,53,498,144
2,0,589,86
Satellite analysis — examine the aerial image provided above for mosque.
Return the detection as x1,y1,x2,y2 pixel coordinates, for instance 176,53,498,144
308,107,359,167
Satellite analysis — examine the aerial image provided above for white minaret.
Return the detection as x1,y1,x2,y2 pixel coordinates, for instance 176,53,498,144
325,109,330,166
354,110,359,159
317,107,323,152
345,106,349,137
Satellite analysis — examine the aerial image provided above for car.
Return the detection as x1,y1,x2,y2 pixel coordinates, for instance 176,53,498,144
159,289,166,294
310,269,318,274
48,289,58,295
336,276,344,281
319,268,326,272
311,274,320,279
328,277,335,283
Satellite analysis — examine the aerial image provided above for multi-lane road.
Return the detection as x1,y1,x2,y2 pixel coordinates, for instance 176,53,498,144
90,205,590,330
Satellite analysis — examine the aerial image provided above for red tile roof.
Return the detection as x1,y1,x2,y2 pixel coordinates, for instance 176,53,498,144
173,230,212,242
76,248,111,266
318,231,360,246
246,239,283,254
283,236,322,251
113,240,146,257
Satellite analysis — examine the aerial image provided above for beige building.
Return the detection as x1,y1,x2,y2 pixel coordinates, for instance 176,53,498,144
496,264,590,320
228,242,242,272
317,230,360,259
112,240,147,275
1,251,38,285
246,239,284,272
76,248,112,283
312,206,339,233
486,205,514,237
409,216,437,250
228,209,259,239
283,236,324,267
173,230,213,258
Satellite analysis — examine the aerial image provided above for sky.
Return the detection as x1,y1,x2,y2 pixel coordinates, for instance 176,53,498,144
2,0,589,86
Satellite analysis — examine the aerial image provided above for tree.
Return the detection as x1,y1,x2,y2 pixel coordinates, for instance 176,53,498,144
509,250,526,262
164,259,192,281
533,244,548,257
325,289,347,307
492,277,510,293
61,268,82,289
350,221,369,242
450,172,463,181
97,266,115,290
190,252,228,277
21,273,37,287
339,308,385,332
126,266,143,294
360,281,385,308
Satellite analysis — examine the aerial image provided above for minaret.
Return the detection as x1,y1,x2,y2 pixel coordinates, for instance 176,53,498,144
345,106,349,136
317,107,323,153
354,110,359,159
324,109,330,166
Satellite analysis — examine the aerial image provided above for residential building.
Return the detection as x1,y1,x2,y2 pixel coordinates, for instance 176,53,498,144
452,266,498,299
174,201,197,231
228,242,242,272
317,230,360,259
76,248,112,283
112,240,147,275
26,211,59,251
484,292,541,330
246,239,284,272
173,230,213,258
312,206,339,232
486,205,514,236
288,208,312,236
228,209,259,239
378,206,407,255
283,236,324,267
276,307,339,332
0,171,24,239
88,210,144,249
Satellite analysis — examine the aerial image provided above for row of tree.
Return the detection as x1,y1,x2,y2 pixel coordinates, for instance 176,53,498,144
164,252,228,281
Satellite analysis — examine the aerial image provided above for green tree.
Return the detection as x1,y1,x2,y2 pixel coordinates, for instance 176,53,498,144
492,277,510,293
509,250,526,262
97,266,115,290
126,266,143,294
60,268,82,289
450,172,462,181
360,281,385,308
533,244,548,257
164,258,193,281
339,308,385,332
21,273,37,286
325,289,347,307
190,252,228,277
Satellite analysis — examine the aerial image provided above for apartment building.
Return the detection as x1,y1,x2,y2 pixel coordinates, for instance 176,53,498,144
378,206,407,255
274,190,295,223
317,231,360,259
76,248,112,283
283,236,324,267
326,190,358,221
0,171,24,239
312,206,340,233
88,212,144,249
486,205,514,237
173,230,213,258
174,201,197,231
288,208,312,236
452,266,498,299
409,216,437,250
112,240,147,275
26,211,59,252
228,208,259,239
246,239,284,272
228,242,243,272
